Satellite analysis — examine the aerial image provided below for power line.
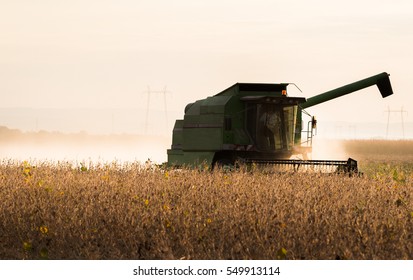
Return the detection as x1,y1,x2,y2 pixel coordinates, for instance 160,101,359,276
385,106,408,138
143,86,171,134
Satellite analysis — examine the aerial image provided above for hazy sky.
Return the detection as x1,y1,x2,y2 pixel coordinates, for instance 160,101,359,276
1,0,412,129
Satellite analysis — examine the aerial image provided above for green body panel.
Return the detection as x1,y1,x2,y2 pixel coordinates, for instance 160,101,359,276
171,120,183,149
167,148,184,165
167,74,394,167
167,149,215,168
183,128,223,150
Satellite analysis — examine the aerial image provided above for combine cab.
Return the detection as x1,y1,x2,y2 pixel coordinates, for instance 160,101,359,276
167,72,393,172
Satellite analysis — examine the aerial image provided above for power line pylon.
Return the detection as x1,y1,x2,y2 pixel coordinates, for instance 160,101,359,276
143,86,171,134
385,106,408,138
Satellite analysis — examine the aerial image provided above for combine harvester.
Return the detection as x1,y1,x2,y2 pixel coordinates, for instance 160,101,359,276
167,72,393,173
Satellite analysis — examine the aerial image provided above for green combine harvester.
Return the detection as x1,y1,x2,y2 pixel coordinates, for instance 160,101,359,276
167,72,393,172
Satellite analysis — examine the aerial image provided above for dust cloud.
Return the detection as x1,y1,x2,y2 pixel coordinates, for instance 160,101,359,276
0,127,170,164
310,139,349,160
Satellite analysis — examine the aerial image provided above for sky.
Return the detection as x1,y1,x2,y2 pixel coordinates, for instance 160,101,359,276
0,0,412,136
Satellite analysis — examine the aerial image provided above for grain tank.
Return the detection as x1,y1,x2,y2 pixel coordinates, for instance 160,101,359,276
167,72,393,171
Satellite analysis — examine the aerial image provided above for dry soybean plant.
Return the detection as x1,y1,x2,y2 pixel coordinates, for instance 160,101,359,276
0,153,412,260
